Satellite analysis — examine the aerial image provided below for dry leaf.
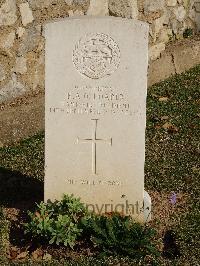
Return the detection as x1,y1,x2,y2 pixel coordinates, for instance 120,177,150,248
162,122,179,133
192,166,199,173
161,116,169,120
162,122,172,129
32,248,44,260
4,208,19,221
35,211,41,218
43,253,52,261
159,97,169,102
9,246,18,252
189,124,196,129
155,125,161,129
16,251,28,259
7,246,19,260
151,93,159,98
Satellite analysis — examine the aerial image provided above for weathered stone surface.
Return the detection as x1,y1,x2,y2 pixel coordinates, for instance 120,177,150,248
18,26,43,55
151,18,162,39
158,28,173,43
68,9,85,16
109,0,133,18
130,0,138,19
144,0,165,13
0,65,6,82
183,0,190,9
151,15,169,40
70,0,89,10
196,15,200,32
14,57,27,74
19,2,34,26
174,6,186,22
166,0,177,7
170,18,179,34
148,53,175,86
0,94,44,146
0,74,25,104
18,51,44,92
189,7,196,21
73,0,88,5
0,30,15,51
173,39,200,73
194,2,200,31
0,0,17,26
183,18,195,33
68,10,74,16
45,17,149,221
16,27,25,38
73,9,84,16
28,0,56,9
149,42,166,61
87,0,108,16
64,0,73,5
32,53,45,90
194,2,200,12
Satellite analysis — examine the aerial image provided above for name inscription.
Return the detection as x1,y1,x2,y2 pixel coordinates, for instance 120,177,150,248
49,85,133,116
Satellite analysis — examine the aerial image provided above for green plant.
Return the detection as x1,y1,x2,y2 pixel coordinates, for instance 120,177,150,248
81,213,160,260
24,194,88,248
183,28,193,38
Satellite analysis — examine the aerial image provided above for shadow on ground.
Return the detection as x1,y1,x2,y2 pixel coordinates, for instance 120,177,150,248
0,167,43,210
0,167,44,247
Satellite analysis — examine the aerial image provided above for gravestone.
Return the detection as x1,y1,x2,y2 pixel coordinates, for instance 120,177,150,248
45,17,151,222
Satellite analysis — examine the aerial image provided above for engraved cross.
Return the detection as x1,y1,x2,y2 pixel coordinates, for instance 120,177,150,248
77,119,112,175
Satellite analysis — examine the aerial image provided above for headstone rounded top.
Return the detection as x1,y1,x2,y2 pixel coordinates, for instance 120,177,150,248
72,32,120,79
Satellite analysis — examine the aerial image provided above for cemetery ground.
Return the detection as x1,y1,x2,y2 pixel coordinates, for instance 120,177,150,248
0,65,199,265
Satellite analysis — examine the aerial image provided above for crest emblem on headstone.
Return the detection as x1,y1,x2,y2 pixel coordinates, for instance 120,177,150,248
72,33,120,79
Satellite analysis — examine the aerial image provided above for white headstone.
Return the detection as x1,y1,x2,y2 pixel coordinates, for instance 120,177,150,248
45,17,150,222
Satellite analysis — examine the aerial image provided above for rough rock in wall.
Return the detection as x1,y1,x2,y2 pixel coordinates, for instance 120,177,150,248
194,1,200,29
0,0,199,105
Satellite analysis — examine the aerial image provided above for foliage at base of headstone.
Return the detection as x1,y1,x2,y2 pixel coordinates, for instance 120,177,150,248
81,213,160,260
24,194,159,261
24,194,88,248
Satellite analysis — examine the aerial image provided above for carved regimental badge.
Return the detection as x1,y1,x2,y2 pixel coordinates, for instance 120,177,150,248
73,33,120,79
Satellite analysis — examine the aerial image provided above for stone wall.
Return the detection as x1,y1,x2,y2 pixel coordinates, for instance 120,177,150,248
0,0,200,105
